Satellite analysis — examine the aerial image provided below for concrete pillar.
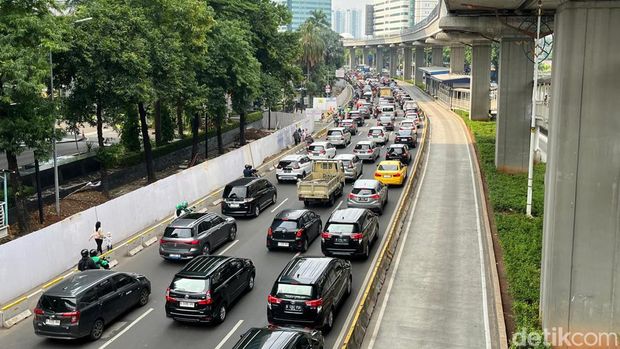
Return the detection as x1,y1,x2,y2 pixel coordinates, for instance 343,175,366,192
404,47,413,80
363,47,370,66
450,45,465,74
541,1,620,343
431,46,443,66
469,44,491,120
495,37,533,173
376,47,384,71
349,47,355,68
390,46,398,77
415,46,425,84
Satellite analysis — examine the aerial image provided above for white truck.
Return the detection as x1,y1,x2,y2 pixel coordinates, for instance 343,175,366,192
297,160,345,207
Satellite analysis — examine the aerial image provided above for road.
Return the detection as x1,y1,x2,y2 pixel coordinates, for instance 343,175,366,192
0,110,420,349
362,84,501,349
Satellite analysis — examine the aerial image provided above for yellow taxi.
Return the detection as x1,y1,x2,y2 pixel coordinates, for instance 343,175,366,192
374,160,408,186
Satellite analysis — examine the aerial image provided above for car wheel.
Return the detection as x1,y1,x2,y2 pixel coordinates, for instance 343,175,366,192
89,319,104,341
304,200,310,208
253,205,260,217
228,225,237,241
345,276,352,297
202,243,211,255
300,237,309,252
328,194,335,206
138,288,149,307
323,308,334,333
247,274,255,292
271,193,277,205
363,243,370,260
217,303,227,324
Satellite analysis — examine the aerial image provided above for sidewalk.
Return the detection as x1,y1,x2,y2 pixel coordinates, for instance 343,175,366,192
361,85,502,349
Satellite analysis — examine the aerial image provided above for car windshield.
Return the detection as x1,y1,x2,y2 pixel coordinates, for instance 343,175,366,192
398,130,412,137
355,143,370,150
163,227,193,239
277,160,297,169
401,122,413,127
275,283,314,300
369,129,383,135
388,147,405,154
352,187,376,195
271,219,298,231
171,277,209,293
379,164,399,171
225,186,247,199
341,120,352,125
325,223,356,234
380,117,391,122
328,130,342,136
39,296,76,313
308,145,324,152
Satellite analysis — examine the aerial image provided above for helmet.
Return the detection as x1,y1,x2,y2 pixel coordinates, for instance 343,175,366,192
81,249,89,257
89,249,98,257
245,164,252,169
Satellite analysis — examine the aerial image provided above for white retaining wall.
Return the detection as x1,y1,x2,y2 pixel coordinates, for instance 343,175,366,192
0,117,314,305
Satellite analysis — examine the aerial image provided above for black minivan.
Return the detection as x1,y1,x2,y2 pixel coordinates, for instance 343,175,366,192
267,209,322,252
33,270,151,340
267,257,352,332
321,208,379,259
221,178,277,217
233,326,324,349
165,255,255,323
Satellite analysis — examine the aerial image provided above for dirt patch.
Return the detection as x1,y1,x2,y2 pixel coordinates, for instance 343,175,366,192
26,191,108,231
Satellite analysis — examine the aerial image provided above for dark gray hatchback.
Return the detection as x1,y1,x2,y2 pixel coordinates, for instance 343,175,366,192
33,270,150,340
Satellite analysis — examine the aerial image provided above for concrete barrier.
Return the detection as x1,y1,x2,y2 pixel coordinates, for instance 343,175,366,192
339,111,431,349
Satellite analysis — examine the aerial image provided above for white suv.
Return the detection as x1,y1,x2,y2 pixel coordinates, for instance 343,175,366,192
327,127,351,148
276,155,313,182
368,126,388,145
307,141,337,160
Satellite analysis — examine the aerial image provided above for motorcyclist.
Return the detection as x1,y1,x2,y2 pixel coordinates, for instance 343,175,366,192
243,164,258,178
78,249,98,271
90,249,110,270
175,201,192,217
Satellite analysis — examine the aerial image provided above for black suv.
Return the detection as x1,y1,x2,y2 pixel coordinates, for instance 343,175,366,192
222,178,277,217
321,208,379,259
233,326,324,349
159,212,237,260
267,209,322,252
165,255,255,323
385,144,411,164
267,257,352,332
33,270,150,340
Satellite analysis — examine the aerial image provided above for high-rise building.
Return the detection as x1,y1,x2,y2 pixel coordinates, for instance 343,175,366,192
332,8,363,38
332,9,346,33
275,0,332,31
372,0,413,37
349,9,362,38
413,0,439,24
365,5,374,36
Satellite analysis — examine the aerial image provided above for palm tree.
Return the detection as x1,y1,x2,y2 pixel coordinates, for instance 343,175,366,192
299,22,325,80
308,10,329,28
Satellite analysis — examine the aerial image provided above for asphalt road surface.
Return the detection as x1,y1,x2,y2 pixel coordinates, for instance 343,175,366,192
0,107,421,349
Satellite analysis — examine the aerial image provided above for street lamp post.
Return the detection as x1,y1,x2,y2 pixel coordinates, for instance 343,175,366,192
50,17,92,216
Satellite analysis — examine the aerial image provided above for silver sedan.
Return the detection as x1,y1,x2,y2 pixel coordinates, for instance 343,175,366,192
334,154,363,182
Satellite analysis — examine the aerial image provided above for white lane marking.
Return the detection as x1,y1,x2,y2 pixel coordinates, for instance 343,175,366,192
101,322,127,340
460,112,492,349
214,320,244,349
27,289,43,299
270,198,289,213
98,308,153,349
331,200,343,214
213,199,223,206
367,124,431,349
217,240,239,256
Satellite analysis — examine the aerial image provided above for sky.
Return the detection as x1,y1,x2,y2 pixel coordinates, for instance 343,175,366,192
333,0,372,10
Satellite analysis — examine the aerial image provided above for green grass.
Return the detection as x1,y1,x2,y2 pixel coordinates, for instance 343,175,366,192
458,111,547,348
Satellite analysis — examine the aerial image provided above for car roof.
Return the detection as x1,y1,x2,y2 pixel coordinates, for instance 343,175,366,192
310,141,329,146
45,270,118,297
353,179,380,188
176,255,232,278
379,160,402,166
169,212,216,228
329,208,366,224
280,154,305,161
279,257,334,285
274,209,309,220
236,328,301,349
356,140,374,145
328,127,345,131
396,129,413,135
369,126,385,130
227,177,259,187
389,143,407,148
334,154,355,160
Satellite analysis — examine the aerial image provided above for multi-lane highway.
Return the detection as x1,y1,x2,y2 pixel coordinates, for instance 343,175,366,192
0,106,421,349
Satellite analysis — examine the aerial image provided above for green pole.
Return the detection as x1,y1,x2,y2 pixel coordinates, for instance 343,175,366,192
3,172,7,226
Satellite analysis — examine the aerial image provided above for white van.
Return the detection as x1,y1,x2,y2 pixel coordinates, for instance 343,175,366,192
381,105,396,120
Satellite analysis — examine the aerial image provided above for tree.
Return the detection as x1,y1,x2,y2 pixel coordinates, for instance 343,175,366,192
261,72,283,128
0,0,65,234
307,9,329,28
299,22,325,80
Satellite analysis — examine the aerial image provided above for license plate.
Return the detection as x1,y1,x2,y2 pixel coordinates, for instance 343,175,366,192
284,169,291,173
384,175,392,178
169,254,181,259
285,304,303,313
228,203,239,208
45,319,60,326
277,242,289,247
358,197,369,202
335,237,348,244
179,302,195,308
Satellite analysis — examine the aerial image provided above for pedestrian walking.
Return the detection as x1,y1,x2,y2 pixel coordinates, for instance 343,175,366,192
89,221,105,255
293,129,301,145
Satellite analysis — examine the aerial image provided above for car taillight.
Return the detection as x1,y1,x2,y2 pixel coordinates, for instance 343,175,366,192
348,193,355,199
367,149,373,153
348,163,353,168
189,240,200,245
267,227,273,237
320,150,326,154
61,311,80,324
165,288,175,302
374,172,381,177
351,233,364,240
305,298,323,307
160,238,167,244
296,229,304,238
268,295,281,304
34,308,44,315
370,194,381,200
321,232,332,239
293,164,300,169
197,291,213,305
394,173,401,177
